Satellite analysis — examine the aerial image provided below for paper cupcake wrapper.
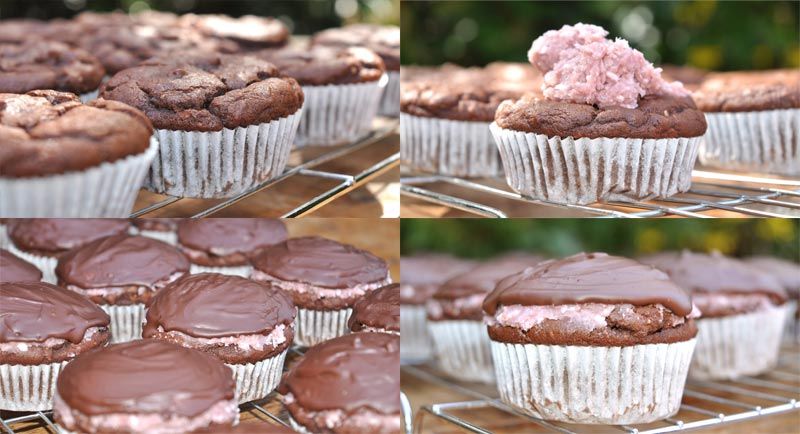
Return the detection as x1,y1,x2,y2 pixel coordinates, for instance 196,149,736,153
691,305,787,380
784,300,798,335
100,304,145,344
145,110,302,198
229,349,287,404
295,78,385,147
0,361,68,411
190,264,252,278
428,320,494,383
491,123,702,205
699,109,799,176
133,229,177,245
491,338,696,425
294,307,352,347
379,71,400,117
401,114,503,177
0,224,9,249
8,242,58,284
400,305,432,363
79,89,99,103
0,137,158,217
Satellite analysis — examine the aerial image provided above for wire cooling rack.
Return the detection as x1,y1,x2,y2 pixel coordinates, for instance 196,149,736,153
401,170,800,218
130,118,399,218
402,343,800,434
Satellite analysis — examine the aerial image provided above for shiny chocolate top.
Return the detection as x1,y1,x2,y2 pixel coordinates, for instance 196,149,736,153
435,253,543,300
177,218,287,255
0,248,42,282
400,254,476,304
9,219,131,254
348,283,400,332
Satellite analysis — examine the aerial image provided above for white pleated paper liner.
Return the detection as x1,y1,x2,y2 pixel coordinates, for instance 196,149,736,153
428,320,494,383
490,123,703,205
79,88,99,103
8,242,58,284
491,338,696,425
0,361,68,411
0,137,158,217
295,76,386,147
400,305,433,363
690,305,788,380
699,109,799,176
100,304,145,344
133,229,178,246
229,349,287,404
190,264,252,278
401,114,504,178
294,307,352,347
0,224,10,249
379,71,400,117
145,109,302,199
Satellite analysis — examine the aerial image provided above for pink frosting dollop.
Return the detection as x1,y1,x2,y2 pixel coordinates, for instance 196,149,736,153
527,23,688,109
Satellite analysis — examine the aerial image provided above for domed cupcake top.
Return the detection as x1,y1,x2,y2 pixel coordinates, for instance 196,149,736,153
0,249,42,283
177,218,287,255
435,253,543,299
348,283,400,333
9,218,131,254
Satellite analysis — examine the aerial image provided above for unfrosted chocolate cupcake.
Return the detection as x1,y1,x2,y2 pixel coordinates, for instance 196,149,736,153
53,340,238,434
143,273,296,403
178,14,289,51
0,281,110,411
56,234,190,343
278,333,400,434
251,236,391,346
0,248,42,283
348,283,400,335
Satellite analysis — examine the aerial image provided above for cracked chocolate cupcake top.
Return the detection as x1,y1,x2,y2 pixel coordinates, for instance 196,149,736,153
0,40,105,94
257,45,385,86
0,248,42,283
0,91,153,178
178,14,289,50
100,52,303,131
313,24,400,71
9,218,131,255
692,69,800,112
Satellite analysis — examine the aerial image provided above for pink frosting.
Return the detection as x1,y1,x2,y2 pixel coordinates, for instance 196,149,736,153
426,293,486,320
528,23,687,109
283,393,400,432
692,293,777,315
65,272,186,299
251,270,391,299
0,327,104,355
148,323,290,351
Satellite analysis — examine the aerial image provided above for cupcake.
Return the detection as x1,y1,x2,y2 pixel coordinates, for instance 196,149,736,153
100,52,303,198
348,283,400,335
313,24,400,117
178,14,289,51
7,218,131,283
491,23,707,204
0,40,105,102
427,253,541,383
693,70,799,175
483,253,697,424
278,333,400,434
399,254,475,363
0,281,110,411
55,234,190,343
401,62,540,177
250,236,391,346
53,340,238,434
746,256,800,337
143,273,296,403
258,45,386,147
177,218,288,277
130,218,180,245
0,91,157,217
1,248,42,283
644,251,787,379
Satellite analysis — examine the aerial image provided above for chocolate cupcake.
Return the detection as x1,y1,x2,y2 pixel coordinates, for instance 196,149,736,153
313,24,400,117
0,248,42,283
8,218,131,283
693,69,799,175
258,45,386,147
177,218,288,277
399,254,475,362
143,273,295,403
100,52,303,198
483,253,697,424
130,218,180,245
0,281,110,411
178,14,289,51
278,333,400,434
251,236,391,346
427,253,541,383
56,234,190,343
0,91,157,217
491,24,707,204
348,283,400,335
53,340,238,433
643,251,787,379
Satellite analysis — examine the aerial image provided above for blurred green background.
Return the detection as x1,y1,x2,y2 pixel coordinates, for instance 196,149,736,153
401,219,800,261
401,0,799,71
0,0,399,33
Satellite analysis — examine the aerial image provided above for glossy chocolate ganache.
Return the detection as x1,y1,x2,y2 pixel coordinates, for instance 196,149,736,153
9,218,131,255
177,218,288,255
0,248,42,282
348,283,400,333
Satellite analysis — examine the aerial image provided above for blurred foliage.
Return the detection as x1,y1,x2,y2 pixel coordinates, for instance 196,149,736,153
401,0,799,71
0,0,399,33
401,219,800,261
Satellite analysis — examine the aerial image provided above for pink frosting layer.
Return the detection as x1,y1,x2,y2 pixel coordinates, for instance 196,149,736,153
251,270,391,298
693,293,777,315
0,327,103,355
149,324,290,351
426,293,486,320
284,393,400,432
65,272,186,299
528,23,687,109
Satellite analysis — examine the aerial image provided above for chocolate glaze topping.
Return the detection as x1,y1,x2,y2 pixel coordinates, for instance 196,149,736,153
348,283,400,332
278,332,399,414
9,219,131,254
0,281,109,343
143,273,295,339
483,252,693,316
0,249,42,282
251,236,389,289
435,253,543,300
400,254,475,304
57,340,234,417
56,235,189,289
177,218,287,255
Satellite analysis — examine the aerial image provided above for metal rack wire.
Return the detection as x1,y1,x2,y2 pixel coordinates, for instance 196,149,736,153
403,344,800,434
401,170,800,218
130,118,399,218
